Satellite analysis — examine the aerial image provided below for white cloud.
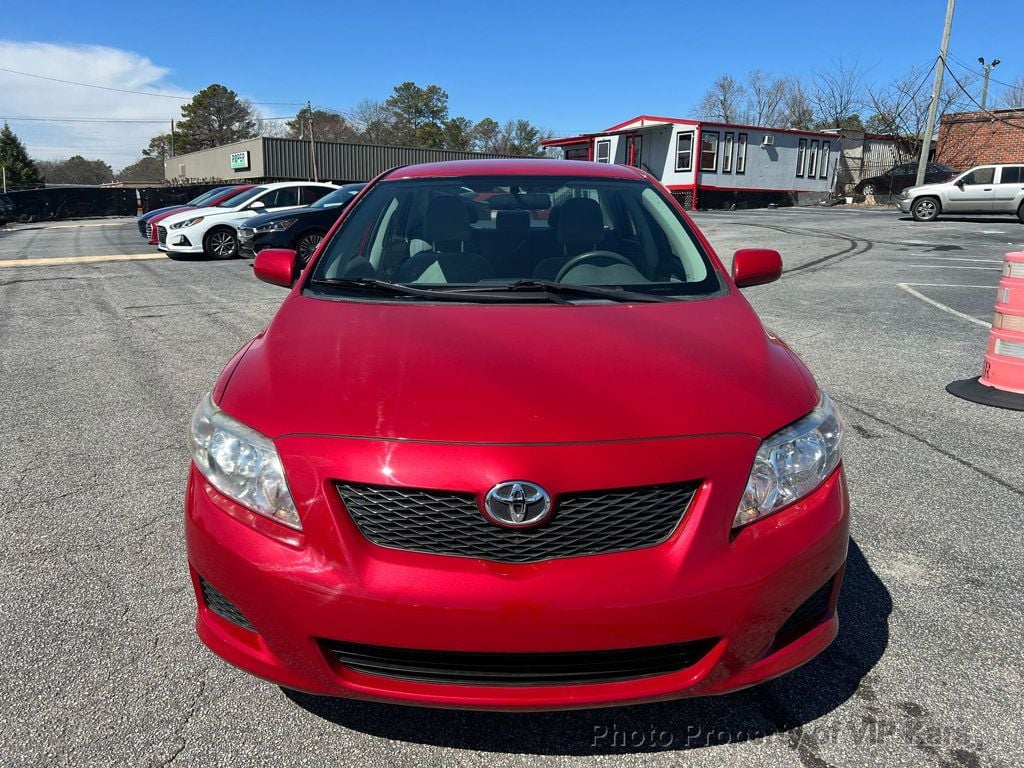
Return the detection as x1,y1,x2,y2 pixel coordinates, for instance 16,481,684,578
0,41,192,170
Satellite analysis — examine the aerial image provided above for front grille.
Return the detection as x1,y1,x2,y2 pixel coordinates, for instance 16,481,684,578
337,481,699,564
199,577,255,632
137,219,147,237
157,225,167,245
324,638,717,686
777,576,835,637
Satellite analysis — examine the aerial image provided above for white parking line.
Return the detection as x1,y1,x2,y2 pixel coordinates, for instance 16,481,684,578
45,221,132,229
910,256,1004,263
897,283,992,328
904,264,1002,270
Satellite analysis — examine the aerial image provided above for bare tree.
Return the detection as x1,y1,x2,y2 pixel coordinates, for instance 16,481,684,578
695,75,749,123
811,58,868,129
747,70,788,126
348,98,401,145
780,77,815,129
867,64,977,151
1003,76,1024,109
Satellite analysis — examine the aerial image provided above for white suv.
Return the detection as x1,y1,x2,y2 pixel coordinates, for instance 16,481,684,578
158,181,338,258
898,164,1024,222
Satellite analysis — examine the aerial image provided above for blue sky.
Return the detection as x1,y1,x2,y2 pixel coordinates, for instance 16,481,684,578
2,0,1023,166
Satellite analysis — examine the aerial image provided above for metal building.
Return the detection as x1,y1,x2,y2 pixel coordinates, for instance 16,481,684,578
164,138,516,184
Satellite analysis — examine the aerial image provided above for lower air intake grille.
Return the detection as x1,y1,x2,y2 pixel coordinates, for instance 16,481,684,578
778,576,835,637
199,577,254,632
324,638,718,686
337,481,700,564
157,225,167,245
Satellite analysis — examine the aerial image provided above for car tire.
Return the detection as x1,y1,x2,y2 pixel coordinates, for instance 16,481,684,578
1018,202,1024,224
296,231,326,266
204,228,238,260
911,197,940,222
862,183,876,196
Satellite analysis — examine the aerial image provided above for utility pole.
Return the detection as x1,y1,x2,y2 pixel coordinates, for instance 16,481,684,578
306,100,319,182
917,0,956,188
979,56,1000,110
170,119,175,158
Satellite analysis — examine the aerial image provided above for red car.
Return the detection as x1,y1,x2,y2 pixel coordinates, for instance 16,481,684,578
185,159,848,710
145,185,254,244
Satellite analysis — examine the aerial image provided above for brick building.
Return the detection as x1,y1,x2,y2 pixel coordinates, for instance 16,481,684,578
934,109,1024,169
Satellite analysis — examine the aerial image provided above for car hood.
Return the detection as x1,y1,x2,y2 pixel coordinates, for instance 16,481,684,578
220,292,819,444
902,182,946,196
243,206,319,230
161,205,240,225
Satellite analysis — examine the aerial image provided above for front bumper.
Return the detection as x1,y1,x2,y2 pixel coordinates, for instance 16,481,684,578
897,198,912,213
185,434,849,710
237,228,257,259
159,225,203,254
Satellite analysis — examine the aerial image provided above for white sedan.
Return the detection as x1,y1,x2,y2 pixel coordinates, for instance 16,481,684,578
157,181,338,259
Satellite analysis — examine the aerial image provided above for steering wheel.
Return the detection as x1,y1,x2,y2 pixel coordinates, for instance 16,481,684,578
554,250,636,282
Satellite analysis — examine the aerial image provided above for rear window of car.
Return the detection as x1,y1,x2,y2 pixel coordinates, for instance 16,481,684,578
999,166,1024,184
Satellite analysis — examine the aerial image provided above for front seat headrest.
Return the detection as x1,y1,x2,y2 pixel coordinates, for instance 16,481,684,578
424,195,471,243
556,197,604,244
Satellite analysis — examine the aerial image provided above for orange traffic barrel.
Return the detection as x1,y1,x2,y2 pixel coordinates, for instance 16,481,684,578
947,251,1024,410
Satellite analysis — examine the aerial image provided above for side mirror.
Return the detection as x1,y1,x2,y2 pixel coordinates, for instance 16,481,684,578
732,248,782,288
954,179,965,188
253,248,298,288
248,200,266,210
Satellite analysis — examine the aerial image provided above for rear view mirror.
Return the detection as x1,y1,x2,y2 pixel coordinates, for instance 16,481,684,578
253,248,298,288
732,249,782,288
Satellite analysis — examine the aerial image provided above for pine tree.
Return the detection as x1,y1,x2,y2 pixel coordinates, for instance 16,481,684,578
0,122,44,188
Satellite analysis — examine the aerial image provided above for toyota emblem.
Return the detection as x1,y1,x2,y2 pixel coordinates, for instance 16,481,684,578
483,481,552,528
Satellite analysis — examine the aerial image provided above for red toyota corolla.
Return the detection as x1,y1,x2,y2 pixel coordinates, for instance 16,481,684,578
185,159,848,710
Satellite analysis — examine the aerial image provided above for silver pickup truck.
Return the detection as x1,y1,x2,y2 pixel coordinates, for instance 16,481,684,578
898,164,1024,222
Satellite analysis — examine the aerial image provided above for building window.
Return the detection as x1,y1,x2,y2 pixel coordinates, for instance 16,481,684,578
806,141,819,181
819,141,830,178
595,140,611,163
565,146,589,161
796,138,807,177
675,132,693,172
700,131,719,171
722,132,734,173
736,133,747,174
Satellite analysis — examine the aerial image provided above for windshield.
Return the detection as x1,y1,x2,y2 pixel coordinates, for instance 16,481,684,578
187,186,230,206
218,186,266,208
310,183,365,210
310,175,718,300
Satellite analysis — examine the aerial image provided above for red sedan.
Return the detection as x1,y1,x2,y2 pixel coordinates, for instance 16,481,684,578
185,159,848,710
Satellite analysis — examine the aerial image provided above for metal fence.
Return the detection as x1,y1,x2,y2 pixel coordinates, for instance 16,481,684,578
1,184,224,223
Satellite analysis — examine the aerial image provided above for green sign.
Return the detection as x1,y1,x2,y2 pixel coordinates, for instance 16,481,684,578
230,151,250,170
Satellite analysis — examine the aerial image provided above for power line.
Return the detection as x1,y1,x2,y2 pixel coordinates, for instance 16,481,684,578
942,58,1024,130
0,65,305,106
945,53,1020,91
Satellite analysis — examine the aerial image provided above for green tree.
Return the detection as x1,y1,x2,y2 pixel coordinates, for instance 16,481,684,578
385,82,449,146
471,117,551,156
472,117,502,153
173,84,259,154
143,133,174,159
441,117,474,151
0,122,44,188
35,156,113,185
117,156,164,182
287,107,360,143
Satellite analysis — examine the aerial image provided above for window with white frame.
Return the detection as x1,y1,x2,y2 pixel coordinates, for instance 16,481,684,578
796,138,807,177
675,132,693,171
722,132,734,173
736,133,747,174
700,131,719,171
806,140,819,181
596,140,611,163
819,141,830,178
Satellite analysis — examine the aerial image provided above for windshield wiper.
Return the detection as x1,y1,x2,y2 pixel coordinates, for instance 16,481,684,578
307,277,518,302
484,279,668,303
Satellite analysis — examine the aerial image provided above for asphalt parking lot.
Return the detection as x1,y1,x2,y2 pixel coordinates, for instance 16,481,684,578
1,208,1022,768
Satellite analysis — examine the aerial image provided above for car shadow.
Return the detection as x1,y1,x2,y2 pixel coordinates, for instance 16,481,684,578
897,215,1021,224
284,538,890,756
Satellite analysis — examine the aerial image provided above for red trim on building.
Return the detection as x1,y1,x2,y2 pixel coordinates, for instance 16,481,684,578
604,114,700,132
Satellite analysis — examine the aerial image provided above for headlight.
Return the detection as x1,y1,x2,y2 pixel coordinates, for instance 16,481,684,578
254,219,297,233
171,216,204,229
189,393,301,530
734,393,844,528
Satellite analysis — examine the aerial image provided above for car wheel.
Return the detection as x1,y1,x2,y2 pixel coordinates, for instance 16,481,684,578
296,232,326,266
204,228,238,260
862,183,876,196
1018,202,1024,224
911,197,940,222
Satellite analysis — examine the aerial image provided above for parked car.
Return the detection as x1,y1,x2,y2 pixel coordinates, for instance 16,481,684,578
141,185,254,244
158,182,337,259
237,183,365,264
899,163,1024,222
0,194,14,225
184,159,849,709
855,162,957,196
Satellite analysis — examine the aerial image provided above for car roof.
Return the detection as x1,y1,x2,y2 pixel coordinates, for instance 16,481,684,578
385,158,646,181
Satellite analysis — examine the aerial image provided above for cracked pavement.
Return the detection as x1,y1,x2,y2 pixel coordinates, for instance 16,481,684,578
0,211,1022,767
